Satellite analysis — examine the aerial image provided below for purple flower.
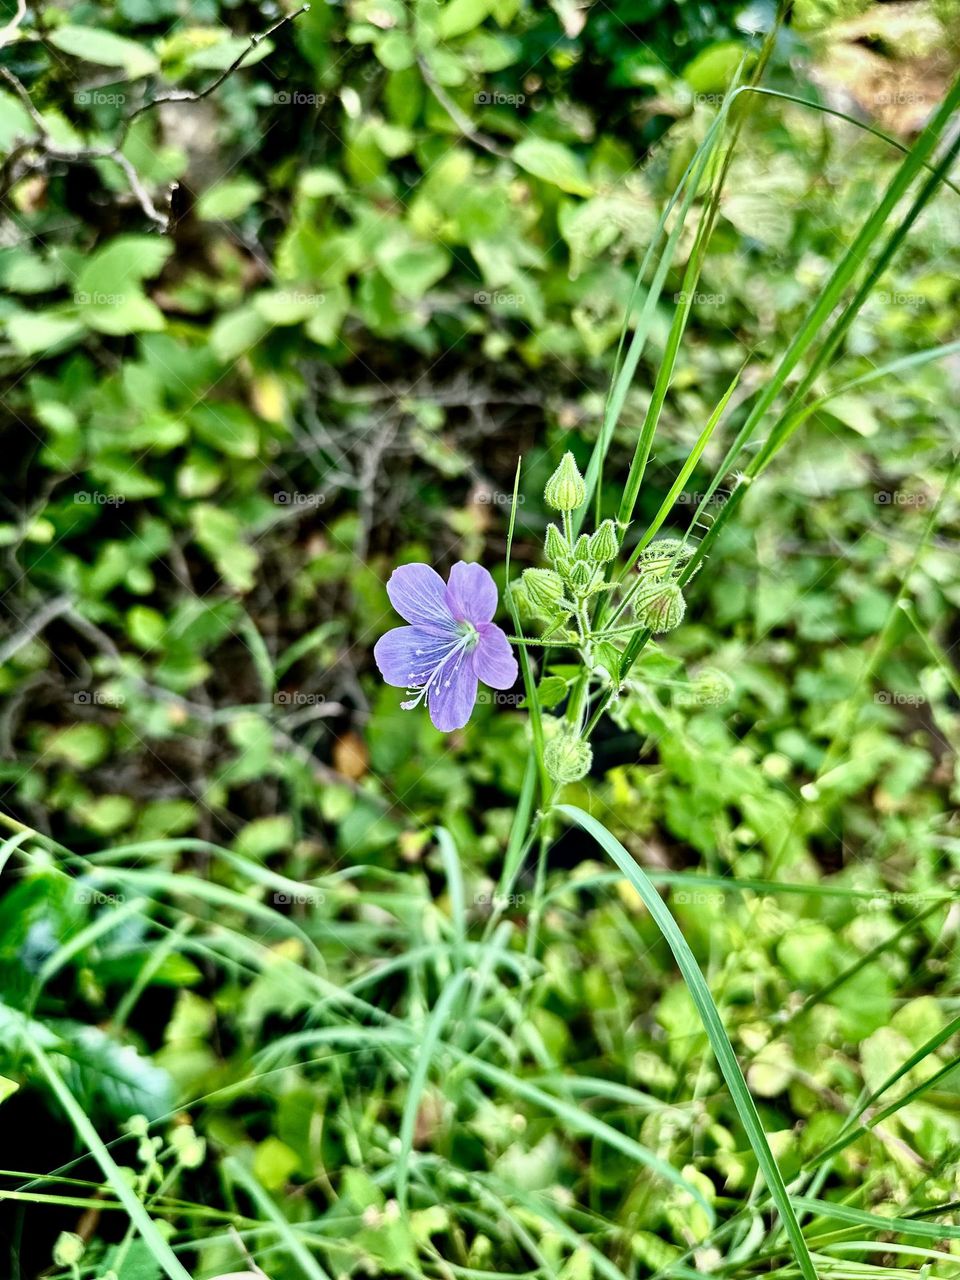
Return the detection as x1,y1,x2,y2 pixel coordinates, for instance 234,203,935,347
374,562,519,732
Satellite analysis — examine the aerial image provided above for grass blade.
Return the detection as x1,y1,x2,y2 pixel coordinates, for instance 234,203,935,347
557,803,818,1280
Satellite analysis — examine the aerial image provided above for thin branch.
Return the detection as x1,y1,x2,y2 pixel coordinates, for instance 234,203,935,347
0,0,26,50
416,54,509,159
126,4,311,122
0,66,171,228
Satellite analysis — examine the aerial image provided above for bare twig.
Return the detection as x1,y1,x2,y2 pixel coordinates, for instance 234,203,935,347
416,54,509,159
0,0,26,50
126,4,311,122
0,594,73,666
0,66,171,228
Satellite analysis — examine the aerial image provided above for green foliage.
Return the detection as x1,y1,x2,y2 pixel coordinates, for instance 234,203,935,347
2,0,960,1278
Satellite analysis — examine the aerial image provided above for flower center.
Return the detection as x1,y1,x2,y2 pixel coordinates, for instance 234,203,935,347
458,621,480,650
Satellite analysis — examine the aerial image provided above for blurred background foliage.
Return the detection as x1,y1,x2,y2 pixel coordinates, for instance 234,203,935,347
1,0,960,1275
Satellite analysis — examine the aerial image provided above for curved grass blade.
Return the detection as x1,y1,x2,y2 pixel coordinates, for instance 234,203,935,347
557,803,818,1280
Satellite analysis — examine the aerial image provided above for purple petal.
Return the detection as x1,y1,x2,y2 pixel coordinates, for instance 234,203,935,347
429,657,479,732
386,564,454,629
473,623,518,690
444,561,498,625
374,626,456,687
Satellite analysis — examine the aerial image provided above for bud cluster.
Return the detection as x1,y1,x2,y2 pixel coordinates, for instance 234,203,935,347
516,454,625,634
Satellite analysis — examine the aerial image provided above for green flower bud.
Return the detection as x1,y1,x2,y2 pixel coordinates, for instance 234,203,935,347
636,538,694,580
508,581,532,618
572,533,591,561
588,519,618,563
567,560,594,590
676,667,734,707
521,568,567,615
544,452,585,513
53,1233,85,1267
634,580,686,633
544,728,593,784
171,1123,207,1169
544,523,567,563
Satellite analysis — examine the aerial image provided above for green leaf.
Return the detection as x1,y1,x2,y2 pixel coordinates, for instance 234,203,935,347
196,178,263,221
48,25,160,78
45,724,111,770
513,138,594,196
191,505,258,593
376,237,451,300
50,1021,174,1122
437,0,492,39
6,310,84,355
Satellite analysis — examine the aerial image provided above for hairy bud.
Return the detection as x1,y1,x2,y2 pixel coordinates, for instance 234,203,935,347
544,452,586,513
544,728,593,783
522,568,567,615
636,538,694,580
544,523,567,563
634,580,686,633
588,519,618,563
676,667,734,707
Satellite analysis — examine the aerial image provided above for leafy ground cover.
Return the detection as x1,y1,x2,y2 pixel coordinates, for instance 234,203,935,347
1,1,959,1278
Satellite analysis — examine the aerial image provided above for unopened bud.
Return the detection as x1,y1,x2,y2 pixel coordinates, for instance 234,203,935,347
588,519,618,563
544,452,585,512
676,667,734,707
572,534,591,561
53,1233,85,1267
521,568,567,615
634,580,686,633
544,729,593,783
636,538,694,580
544,523,567,562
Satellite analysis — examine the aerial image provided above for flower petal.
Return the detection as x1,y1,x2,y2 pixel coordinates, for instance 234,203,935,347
472,623,518,690
374,626,455,687
386,563,454,629
429,655,479,732
444,561,498,625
